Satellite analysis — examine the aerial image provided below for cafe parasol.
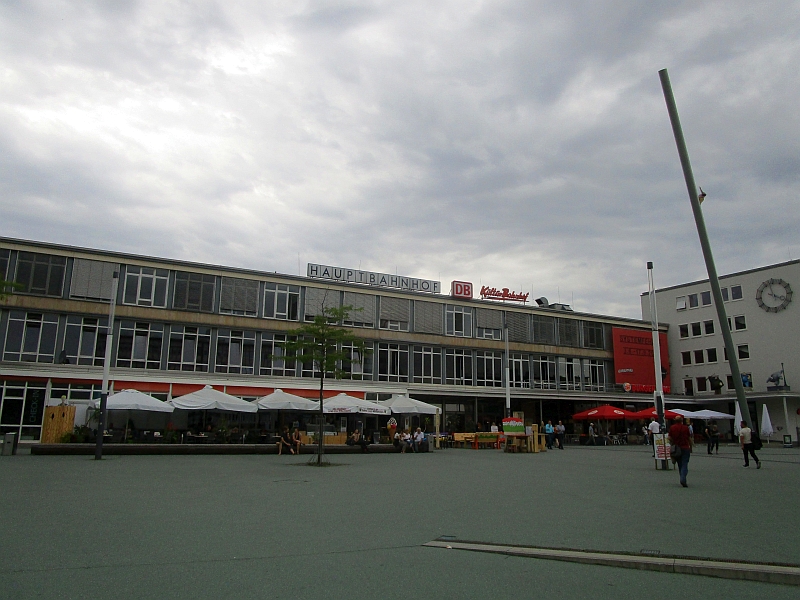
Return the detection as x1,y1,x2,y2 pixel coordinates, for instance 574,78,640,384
322,393,391,415
95,389,174,441
629,407,681,420
572,405,635,420
170,385,257,413
256,389,319,411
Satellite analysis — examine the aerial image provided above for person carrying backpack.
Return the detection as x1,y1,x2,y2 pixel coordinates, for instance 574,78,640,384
738,421,761,469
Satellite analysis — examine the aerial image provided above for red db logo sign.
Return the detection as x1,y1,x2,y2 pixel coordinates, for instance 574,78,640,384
451,281,473,299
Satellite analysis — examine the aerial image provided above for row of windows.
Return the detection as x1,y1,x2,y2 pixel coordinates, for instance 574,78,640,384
683,373,753,395
676,285,743,311
1,311,611,391
678,315,746,339
2,251,612,346
680,344,749,366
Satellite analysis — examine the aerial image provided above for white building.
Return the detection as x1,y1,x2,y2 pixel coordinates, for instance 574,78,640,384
642,260,800,443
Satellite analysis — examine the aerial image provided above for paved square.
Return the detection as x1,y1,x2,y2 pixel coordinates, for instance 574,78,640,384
1,443,798,599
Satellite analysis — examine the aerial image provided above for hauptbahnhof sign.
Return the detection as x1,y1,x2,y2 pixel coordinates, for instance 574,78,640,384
307,263,441,294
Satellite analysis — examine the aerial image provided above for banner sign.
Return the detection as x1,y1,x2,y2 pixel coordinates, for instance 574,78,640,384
502,417,525,434
653,433,671,465
480,286,530,303
612,327,671,393
308,263,440,294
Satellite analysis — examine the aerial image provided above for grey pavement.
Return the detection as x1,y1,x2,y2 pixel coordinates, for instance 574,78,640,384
1,443,798,599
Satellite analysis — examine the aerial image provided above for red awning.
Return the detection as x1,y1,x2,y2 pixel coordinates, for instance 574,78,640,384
572,405,636,420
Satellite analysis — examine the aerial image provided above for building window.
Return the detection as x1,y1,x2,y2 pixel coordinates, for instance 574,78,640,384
584,359,606,392
340,341,373,380
679,324,689,339
696,377,708,392
532,355,557,389
378,343,409,382
0,382,47,442
445,348,472,385
168,326,211,371
581,322,604,349
701,291,712,306
738,344,749,360
704,320,714,335
676,296,687,310
116,321,164,369
259,333,297,376
733,315,746,331
3,311,58,363
215,330,255,374
509,353,530,388
14,252,66,297
62,316,108,366
380,318,408,331
70,259,117,301
219,277,259,317
173,272,216,312
531,315,556,344
264,283,300,321
476,327,502,340
378,297,409,331
683,379,694,396
557,319,580,347
731,285,743,300
721,287,729,302
693,350,704,364
445,305,472,337
476,351,503,387
0,248,9,280
413,346,441,384
706,348,718,363
688,294,698,308
123,266,169,307
681,351,692,366
742,372,753,388
558,357,581,390
691,322,702,337
342,292,376,328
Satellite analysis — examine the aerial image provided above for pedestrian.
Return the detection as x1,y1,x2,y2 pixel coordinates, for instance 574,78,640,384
588,422,597,446
668,415,692,488
739,421,761,468
648,417,660,457
545,420,554,449
555,420,566,449
642,424,650,446
705,421,719,455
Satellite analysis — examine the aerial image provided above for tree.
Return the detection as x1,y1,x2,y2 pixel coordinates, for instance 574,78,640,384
0,279,22,301
279,305,371,465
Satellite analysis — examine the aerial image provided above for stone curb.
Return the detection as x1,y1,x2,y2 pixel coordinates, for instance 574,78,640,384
30,443,401,455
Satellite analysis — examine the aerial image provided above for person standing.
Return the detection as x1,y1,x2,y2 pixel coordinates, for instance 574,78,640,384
705,421,720,455
668,415,692,488
588,422,597,446
739,421,761,468
544,420,554,450
555,421,566,450
648,417,661,457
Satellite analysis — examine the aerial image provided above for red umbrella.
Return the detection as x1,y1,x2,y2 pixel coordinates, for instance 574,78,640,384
629,407,681,420
572,405,636,420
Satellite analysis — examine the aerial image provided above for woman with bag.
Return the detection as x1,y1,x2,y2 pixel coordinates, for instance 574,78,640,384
668,415,692,488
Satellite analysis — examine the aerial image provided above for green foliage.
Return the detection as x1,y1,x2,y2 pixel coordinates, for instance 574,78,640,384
0,278,23,301
279,305,371,380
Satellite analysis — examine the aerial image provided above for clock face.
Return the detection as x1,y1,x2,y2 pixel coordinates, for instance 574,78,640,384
756,278,793,312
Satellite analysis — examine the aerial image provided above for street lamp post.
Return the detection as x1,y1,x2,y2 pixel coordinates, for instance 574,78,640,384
647,262,669,470
95,271,119,460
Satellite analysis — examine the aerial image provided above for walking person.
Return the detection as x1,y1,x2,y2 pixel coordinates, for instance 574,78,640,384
648,417,660,457
545,420,554,450
668,415,692,488
705,421,719,455
588,422,597,446
739,421,761,468
555,421,566,450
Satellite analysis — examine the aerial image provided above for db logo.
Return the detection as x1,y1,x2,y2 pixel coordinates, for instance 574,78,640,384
451,281,473,299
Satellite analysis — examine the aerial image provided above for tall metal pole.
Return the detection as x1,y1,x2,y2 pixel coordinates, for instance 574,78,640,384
503,314,511,418
95,271,119,460
658,68,752,428
647,262,668,470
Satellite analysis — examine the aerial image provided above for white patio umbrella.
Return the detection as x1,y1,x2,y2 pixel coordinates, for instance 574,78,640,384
256,389,319,411
689,409,735,420
671,408,700,419
95,389,174,412
322,393,390,415
378,394,440,415
761,404,774,440
170,385,257,413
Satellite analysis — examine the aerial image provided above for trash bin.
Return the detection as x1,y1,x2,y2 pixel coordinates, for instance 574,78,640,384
2,432,17,456
784,435,793,449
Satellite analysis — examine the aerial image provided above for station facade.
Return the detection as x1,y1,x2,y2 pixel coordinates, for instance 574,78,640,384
1,237,668,442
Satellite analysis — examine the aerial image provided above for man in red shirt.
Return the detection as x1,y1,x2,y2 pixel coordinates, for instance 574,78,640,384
668,415,692,488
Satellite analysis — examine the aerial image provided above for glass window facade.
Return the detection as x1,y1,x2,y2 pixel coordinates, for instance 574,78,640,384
14,252,66,297
445,305,472,337
259,333,297,376
219,277,259,316
509,353,529,387
123,266,169,307
475,350,502,387
168,325,211,371
412,346,441,384
445,348,472,385
116,321,164,369
3,311,58,363
215,330,255,374
532,355,557,389
173,272,215,312
62,316,108,366
378,343,409,382
264,283,300,321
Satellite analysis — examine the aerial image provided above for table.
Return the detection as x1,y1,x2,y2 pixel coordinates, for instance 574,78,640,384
504,434,534,453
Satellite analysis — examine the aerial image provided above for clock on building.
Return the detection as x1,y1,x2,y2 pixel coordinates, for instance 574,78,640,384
755,278,792,313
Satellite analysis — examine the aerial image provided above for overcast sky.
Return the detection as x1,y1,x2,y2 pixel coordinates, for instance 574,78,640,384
1,1,798,319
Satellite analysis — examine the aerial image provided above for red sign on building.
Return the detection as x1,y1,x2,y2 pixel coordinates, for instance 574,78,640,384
612,327,671,394
479,286,529,303
451,281,473,299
